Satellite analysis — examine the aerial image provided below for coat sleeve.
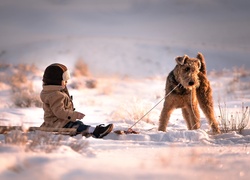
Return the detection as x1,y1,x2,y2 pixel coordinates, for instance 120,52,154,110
48,91,79,121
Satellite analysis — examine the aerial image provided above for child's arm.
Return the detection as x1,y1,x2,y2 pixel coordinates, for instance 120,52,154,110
48,91,84,121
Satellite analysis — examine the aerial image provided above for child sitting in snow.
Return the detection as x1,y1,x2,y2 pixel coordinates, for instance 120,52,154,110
40,63,113,138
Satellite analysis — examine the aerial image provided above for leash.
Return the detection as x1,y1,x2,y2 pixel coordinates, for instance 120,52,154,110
128,83,180,130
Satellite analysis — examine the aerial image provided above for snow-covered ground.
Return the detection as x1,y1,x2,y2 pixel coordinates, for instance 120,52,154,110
1,0,250,179
1,52,250,180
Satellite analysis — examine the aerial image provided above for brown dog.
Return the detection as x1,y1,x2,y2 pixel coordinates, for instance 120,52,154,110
158,53,220,134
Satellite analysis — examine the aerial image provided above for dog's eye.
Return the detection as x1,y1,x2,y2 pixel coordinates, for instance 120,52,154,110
185,67,190,72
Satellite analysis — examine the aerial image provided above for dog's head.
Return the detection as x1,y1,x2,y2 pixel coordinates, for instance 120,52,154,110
174,54,202,90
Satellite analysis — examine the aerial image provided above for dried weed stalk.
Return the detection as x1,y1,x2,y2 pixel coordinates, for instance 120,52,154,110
218,102,249,133
111,98,154,125
3,130,88,154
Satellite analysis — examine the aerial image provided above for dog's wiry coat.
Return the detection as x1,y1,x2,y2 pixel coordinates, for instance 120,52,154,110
158,53,220,134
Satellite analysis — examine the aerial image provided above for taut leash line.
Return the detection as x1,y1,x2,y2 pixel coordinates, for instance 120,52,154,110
129,83,180,130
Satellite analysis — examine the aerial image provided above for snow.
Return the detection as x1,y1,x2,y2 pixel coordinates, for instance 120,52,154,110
1,65,250,180
1,0,250,179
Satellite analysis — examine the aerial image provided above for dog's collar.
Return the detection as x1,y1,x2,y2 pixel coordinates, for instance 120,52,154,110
169,71,189,95
178,83,184,89
170,71,184,88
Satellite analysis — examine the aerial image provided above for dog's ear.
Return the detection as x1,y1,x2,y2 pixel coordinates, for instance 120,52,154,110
175,55,188,65
196,52,204,63
197,60,201,70
196,52,207,74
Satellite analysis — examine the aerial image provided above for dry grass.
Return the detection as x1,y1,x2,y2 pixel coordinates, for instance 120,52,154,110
99,84,113,95
3,130,89,154
218,102,249,133
0,63,42,108
85,79,97,88
5,130,28,146
111,98,155,125
210,68,250,131
73,58,90,77
70,58,98,89
10,71,42,108
222,67,250,97
11,90,42,108
26,131,64,153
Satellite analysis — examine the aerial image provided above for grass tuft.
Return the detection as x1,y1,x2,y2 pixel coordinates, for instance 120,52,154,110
218,102,249,133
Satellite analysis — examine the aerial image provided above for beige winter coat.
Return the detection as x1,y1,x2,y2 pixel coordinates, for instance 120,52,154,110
40,85,80,128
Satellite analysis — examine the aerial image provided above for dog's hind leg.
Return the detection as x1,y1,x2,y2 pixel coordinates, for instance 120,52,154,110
197,73,220,133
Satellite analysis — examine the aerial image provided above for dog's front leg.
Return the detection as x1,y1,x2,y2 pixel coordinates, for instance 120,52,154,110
182,108,192,130
158,96,175,132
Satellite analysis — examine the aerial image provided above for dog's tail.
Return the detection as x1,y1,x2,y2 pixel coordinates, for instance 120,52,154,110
197,52,207,75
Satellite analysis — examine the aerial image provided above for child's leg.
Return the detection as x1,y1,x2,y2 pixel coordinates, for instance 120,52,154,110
64,121,90,135
64,121,113,138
